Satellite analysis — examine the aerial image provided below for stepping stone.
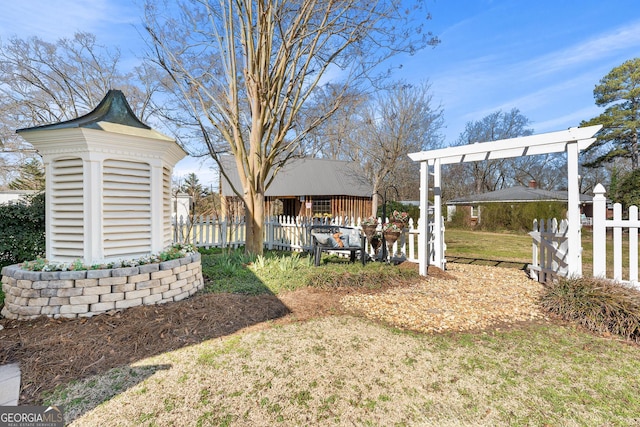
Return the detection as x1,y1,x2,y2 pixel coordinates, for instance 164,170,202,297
0,363,20,406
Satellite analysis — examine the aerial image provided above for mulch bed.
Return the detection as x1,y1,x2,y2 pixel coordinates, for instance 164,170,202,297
1,262,541,405
0,293,290,404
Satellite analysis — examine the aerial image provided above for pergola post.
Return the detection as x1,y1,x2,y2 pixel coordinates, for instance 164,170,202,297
566,141,582,277
418,161,429,276
432,158,444,270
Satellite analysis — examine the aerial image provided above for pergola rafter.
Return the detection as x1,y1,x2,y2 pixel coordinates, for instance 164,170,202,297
408,124,603,277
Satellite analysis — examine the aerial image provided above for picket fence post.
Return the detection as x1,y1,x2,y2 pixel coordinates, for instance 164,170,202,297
629,205,639,284
592,184,607,278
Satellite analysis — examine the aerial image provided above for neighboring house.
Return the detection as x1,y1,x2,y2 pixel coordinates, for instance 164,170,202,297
220,156,372,219
447,180,596,226
0,190,38,205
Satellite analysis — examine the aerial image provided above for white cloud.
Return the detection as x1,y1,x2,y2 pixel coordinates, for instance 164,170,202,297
0,1,140,42
533,106,600,132
524,20,640,78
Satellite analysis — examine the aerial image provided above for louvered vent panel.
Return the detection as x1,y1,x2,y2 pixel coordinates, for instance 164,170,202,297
50,157,84,261
163,166,172,248
103,159,151,258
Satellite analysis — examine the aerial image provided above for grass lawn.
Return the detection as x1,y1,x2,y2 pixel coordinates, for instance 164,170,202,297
445,227,639,279
39,249,640,426
48,317,640,426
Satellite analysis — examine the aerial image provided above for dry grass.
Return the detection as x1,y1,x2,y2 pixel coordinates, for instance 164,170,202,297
50,316,640,427
41,264,640,426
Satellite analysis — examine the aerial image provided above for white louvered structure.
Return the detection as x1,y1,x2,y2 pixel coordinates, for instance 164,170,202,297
17,90,186,264
50,157,85,259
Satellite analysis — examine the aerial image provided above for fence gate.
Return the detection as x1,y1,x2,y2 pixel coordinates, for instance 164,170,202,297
529,218,569,283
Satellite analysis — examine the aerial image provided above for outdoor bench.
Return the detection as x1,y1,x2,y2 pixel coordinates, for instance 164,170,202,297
309,225,366,267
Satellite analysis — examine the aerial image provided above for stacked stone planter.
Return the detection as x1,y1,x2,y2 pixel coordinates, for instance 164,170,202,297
1,253,203,320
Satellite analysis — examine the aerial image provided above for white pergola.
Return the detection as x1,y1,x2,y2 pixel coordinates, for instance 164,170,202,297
408,124,603,277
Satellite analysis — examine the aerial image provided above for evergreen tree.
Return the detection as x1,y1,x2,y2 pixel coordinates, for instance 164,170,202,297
613,169,640,208
8,158,45,190
581,58,640,170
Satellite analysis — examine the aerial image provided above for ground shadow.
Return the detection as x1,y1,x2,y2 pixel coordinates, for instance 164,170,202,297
52,363,172,423
0,264,290,407
447,256,529,270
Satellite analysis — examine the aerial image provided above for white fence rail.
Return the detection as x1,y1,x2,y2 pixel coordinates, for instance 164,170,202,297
529,218,569,283
592,184,639,287
173,215,443,264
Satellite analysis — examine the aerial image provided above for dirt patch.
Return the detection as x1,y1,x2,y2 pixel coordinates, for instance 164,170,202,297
396,261,456,280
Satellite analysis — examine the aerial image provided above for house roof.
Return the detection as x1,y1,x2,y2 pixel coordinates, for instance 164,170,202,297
448,186,593,205
220,156,372,198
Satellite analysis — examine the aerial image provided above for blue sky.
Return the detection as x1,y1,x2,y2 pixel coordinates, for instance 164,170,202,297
2,1,639,187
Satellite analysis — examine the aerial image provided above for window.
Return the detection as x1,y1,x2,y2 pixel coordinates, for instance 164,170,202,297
470,205,479,218
313,199,331,215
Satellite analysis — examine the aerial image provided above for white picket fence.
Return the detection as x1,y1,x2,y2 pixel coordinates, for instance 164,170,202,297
529,184,640,287
592,184,639,287
529,218,569,283
173,215,443,264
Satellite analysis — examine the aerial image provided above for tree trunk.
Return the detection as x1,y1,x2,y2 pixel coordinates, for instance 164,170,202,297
631,131,638,170
244,191,265,256
371,191,380,217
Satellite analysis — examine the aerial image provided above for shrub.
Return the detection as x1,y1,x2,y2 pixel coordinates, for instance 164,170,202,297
540,277,640,342
477,201,566,232
0,192,45,269
377,201,419,224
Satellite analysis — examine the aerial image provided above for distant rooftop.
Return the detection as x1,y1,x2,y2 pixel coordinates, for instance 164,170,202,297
220,156,371,198
448,186,593,205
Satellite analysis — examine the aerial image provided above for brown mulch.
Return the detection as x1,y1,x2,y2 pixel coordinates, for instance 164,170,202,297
0,293,290,405
1,263,543,405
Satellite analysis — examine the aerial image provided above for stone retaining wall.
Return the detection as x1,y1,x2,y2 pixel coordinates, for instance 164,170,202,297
1,253,203,320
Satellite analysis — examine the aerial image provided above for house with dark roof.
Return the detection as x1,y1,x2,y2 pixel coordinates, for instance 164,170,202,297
220,156,372,219
447,180,596,226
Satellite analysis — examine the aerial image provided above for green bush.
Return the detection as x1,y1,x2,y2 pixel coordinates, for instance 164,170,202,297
446,208,472,230
377,201,419,224
0,192,45,269
477,201,566,232
541,277,640,342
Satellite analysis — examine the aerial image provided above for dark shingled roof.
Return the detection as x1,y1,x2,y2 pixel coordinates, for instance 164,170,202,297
448,186,592,205
17,90,150,133
220,156,371,198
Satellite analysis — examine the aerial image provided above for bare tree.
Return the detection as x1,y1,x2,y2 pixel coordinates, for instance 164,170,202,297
0,32,161,187
300,84,368,159
349,81,444,215
446,109,534,196
144,0,439,255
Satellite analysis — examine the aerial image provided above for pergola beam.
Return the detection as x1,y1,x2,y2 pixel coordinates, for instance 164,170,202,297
409,126,601,165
